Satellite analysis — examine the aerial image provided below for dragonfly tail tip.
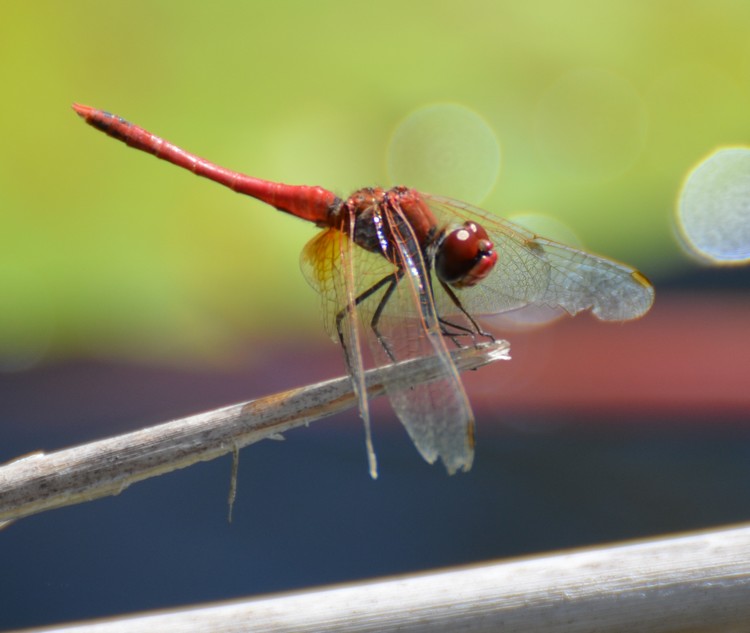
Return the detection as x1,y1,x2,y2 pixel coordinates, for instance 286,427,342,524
71,103,94,120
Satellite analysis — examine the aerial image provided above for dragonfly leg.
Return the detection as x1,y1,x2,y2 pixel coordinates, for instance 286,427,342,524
334,271,402,363
368,272,402,362
438,316,481,348
438,280,495,345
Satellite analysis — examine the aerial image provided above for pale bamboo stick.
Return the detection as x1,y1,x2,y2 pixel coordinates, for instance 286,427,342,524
15,523,750,633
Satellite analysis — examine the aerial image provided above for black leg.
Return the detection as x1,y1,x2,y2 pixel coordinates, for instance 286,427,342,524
368,271,403,362
335,270,402,363
439,280,495,344
438,315,479,348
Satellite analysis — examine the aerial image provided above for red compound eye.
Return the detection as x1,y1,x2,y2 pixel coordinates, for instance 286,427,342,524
435,222,497,287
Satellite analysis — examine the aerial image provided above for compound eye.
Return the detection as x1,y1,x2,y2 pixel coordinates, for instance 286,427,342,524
435,222,497,287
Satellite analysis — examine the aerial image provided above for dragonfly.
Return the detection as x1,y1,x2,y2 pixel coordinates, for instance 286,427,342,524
72,103,654,478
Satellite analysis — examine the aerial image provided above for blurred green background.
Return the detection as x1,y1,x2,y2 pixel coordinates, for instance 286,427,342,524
1,0,748,368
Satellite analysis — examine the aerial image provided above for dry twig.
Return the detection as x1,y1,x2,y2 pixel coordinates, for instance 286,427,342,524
0,341,509,524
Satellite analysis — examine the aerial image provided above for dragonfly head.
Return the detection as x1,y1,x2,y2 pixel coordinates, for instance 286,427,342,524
435,221,497,288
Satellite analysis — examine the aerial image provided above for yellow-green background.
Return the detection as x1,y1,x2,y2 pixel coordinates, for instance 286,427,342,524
2,0,748,367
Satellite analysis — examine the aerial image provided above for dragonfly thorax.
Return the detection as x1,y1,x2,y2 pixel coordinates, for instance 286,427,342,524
339,186,439,257
339,187,497,288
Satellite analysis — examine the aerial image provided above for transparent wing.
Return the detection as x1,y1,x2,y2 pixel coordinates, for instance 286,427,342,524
300,227,380,478
300,210,476,475
361,204,475,474
301,228,396,341
422,193,655,322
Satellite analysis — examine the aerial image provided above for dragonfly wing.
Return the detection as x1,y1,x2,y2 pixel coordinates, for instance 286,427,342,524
300,228,342,341
301,205,477,474
301,227,379,478
517,238,653,320
422,193,655,321
363,204,475,474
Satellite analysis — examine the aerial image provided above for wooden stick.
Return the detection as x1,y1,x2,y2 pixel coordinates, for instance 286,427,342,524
17,522,750,632
0,341,509,523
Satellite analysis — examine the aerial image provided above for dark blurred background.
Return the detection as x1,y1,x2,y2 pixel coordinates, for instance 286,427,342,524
2,1,750,630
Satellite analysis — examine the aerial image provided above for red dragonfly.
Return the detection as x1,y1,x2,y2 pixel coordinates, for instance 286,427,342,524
72,103,654,477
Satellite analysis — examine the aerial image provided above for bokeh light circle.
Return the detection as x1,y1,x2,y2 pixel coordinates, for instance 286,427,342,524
387,103,501,204
677,148,750,264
